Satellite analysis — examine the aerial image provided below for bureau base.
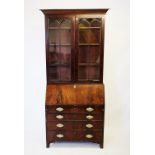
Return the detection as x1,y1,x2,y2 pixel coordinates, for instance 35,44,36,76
45,104,104,149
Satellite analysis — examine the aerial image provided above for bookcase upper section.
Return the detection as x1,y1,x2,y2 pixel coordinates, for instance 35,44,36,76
41,9,108,84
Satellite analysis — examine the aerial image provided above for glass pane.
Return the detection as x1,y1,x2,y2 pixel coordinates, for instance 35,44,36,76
48,18,71,45
78,18,101,82
49,66,71,81
79,19,90,27
60,19,71,27
49,44,71,65
49,30,59,45
78,66,99,81
49,45,59,53
88,66,99,80
60,29,71,44
79,29,100,44
78,46,100,63
49,18,71,28
48,18,72,82
49,46,60,64
49,29,71,45
89,46,100,63
78,66,88,80
79,18,101,28
49,66,59,81
59,66,71,81
49,52,59,65
60,47,71,64
49,19,60,27
90,18,101,27
78,46,89,63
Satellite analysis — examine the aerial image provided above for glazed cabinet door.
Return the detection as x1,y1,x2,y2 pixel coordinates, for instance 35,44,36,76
76,16,103,83
46,16,75,83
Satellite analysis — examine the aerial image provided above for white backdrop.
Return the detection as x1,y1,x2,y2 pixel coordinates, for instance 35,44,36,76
24,0,129,155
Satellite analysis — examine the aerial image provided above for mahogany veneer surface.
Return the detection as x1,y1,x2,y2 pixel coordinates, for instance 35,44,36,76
46,84,104,105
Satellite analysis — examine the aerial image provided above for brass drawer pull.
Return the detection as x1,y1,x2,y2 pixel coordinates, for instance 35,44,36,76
56,115,64,119
86,115,94,120
56,123,64,128
56,107,64,112
86,124,93,128
56,134,64,138
86,107,94,112
85,134,93,139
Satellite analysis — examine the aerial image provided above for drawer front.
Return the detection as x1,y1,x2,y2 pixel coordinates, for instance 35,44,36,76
47,113,73,121
47,122,74,130
46,105,104,114
83,114,103,120
76,121,103,130
47,121,103,130
47,130,103,142
46,113,103,121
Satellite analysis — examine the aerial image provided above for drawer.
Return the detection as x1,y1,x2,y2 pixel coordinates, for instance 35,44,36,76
47,121,103,130
46,105,104,114
46,113,103,121
76,121,103,130
47,113,74,121
47,130,103,142
47,121,74,130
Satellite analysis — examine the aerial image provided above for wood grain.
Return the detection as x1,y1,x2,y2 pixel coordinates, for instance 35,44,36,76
46,84,104,105
46,113,103,121
47,130,103,142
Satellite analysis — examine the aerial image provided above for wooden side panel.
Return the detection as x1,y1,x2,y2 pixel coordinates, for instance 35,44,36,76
46,84,104,105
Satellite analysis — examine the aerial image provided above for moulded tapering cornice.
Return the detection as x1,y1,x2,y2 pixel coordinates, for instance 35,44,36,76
40,9,109,15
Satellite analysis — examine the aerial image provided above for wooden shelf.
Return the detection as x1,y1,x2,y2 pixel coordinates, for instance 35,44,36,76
78,63,99,66
78,79,100,82
79,27,101,29
78,43,100,46
49,63,70,67
48,79,71,82
49,44,71,46
48,27,71,30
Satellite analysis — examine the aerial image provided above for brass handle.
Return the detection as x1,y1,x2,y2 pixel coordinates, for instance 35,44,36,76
85,134,93,139
86,124,93,128
56,115,64,119
86,115,94,120
56,134,64,138
56,107,64,112
56,123,64,128
86,107,94,112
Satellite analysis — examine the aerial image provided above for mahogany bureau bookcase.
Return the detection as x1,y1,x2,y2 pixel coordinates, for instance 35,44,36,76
41,9,108,148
